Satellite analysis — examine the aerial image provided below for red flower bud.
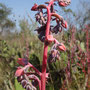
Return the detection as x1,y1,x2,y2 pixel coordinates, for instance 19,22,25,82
31,4,38,11
61,21,68,28
58,2,67,7
17,58,28,66
58,0,71,7
58,43,66,51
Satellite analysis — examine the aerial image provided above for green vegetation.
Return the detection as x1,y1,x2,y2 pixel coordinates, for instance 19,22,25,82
15,79,25,90
0,1,90,90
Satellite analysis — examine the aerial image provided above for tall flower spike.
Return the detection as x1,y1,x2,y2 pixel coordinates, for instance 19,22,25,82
15,0,71,90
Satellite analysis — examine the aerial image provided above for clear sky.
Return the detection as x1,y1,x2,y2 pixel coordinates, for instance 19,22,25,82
0,0,79,18
0,0,89,28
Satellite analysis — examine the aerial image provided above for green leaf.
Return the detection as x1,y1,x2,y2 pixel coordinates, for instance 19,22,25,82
80,42,85,51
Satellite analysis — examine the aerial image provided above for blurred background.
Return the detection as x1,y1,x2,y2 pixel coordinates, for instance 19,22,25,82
0,0,90,90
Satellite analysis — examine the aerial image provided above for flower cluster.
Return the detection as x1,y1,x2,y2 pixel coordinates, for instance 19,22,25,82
15,57,49,90
17,74,37,90
31,1,69,43
15,58,40,90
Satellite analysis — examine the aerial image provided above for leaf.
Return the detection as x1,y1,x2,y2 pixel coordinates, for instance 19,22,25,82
3,47,8,52
80,42,85,51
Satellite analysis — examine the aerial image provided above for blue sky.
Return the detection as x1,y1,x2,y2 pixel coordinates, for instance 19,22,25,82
0,0,79,18
0,0,89,29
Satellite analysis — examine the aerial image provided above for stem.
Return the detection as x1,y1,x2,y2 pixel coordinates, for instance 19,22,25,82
28,63,42,76
41,6,51,90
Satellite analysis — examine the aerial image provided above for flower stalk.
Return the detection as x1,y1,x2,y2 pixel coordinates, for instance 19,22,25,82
15,0,71,90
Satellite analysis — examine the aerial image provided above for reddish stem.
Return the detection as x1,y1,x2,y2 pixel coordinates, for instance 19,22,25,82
28,63,42,76
41,7,51,90
41,1,53,90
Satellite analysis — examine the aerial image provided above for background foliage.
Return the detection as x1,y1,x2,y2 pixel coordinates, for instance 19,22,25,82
0,1,90,90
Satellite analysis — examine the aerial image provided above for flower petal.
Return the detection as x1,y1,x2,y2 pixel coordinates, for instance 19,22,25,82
15,67,24,77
